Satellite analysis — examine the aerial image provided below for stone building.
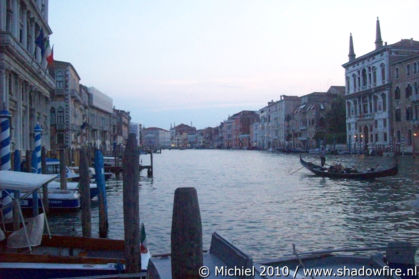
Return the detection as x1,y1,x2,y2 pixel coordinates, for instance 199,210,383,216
112,108,130,153
170,123,196,148
343,18,419,153
390,54,419,154
50,61,88,151
142,127,170,149
87,87,113,153
289,87,343,150
0,0,55,151
230,110,259,149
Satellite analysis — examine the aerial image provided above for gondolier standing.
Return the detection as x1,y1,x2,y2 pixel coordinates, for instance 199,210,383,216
320,145,326,167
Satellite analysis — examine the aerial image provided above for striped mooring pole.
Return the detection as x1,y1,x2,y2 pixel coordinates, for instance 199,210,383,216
0,110,12,220
31,123,42,215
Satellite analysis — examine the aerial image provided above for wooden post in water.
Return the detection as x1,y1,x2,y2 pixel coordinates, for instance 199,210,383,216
171,187,203,279
94,149,108,238
123,134,141,273
59,148,67,190
25,150,31,173
41,147,49,213
79,148,91,237
147,151,153,177
12,150,21,230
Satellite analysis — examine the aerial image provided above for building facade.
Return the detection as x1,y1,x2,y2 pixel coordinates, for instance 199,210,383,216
391,55,419,154
343,18,419,153
142,127,170,149
50,61,88,151
112,108,130,153
0,0,55,152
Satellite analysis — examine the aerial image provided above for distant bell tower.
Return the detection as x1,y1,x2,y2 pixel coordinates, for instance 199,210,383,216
375,17,383,49
348,33,356,61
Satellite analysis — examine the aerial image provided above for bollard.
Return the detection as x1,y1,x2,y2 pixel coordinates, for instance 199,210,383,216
123,134,141,273
79,148,91,237
41,147,49,213
171,187,203,279
94,149,108,238
59,149,67,190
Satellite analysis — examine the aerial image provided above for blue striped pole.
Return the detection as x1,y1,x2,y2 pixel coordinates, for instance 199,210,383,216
31,123,42,215
0,110,12,220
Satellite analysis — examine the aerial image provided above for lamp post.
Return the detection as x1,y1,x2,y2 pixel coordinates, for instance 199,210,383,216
360,134,364,153
413,132,418,158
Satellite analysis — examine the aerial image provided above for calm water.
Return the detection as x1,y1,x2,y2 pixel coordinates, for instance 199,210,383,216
48,150,419,261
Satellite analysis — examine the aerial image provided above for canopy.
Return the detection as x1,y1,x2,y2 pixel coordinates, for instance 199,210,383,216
0,171,56,193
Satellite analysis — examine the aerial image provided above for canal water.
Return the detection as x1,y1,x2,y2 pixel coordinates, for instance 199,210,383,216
48,150,419,261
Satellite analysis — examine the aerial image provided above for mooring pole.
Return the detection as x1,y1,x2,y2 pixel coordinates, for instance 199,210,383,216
79,148,91,237
123,134,141,272
41,147,49,214
171,187,203,279
94,148,108,238
12,150,21,230
59,148,67,190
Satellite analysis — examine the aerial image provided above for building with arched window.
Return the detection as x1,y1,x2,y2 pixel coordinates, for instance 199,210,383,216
343,18,419,153
391,54,419,155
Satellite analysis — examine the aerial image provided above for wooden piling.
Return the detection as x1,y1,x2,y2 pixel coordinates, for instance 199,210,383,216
123,134,141,273
41,147,49,214
171,187,203,279
59,149,67,190
147,152,153,177
94,149,108,238
25,150,31,173
12,150,21,230
79,148,91,237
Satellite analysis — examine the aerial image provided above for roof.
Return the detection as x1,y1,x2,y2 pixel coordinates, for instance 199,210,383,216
144,127,169,132
53,60,81,80
0,171,56,193
343,39,419,68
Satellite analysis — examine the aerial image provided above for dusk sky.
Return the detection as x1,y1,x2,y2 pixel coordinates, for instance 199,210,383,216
49,0,419,129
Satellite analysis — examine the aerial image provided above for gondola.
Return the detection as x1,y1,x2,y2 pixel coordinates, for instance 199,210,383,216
299,155,398,179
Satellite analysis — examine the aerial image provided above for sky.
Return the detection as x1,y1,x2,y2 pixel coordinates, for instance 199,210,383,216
49,0,419,129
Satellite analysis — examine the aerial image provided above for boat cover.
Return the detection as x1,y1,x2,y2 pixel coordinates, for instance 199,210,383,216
7,213,45,249
0,171,56,192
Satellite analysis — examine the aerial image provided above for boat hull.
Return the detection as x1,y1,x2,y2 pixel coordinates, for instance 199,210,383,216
299,156,398,179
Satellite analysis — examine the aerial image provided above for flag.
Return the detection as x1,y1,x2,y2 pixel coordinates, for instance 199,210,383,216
35,29,46,57
47,45,54,66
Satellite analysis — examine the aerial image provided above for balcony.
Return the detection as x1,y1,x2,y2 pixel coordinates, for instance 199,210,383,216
0,32,55,89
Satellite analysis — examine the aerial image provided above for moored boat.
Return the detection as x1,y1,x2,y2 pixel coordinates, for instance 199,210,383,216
299,155,398,179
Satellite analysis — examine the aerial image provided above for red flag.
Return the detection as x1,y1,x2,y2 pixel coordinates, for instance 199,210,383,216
47,46,54,66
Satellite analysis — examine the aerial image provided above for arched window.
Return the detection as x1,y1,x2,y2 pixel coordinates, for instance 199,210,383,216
373,95,378,112
346,76,350,93
415,82,418,95
362,69,367,87
372,67,377,85
380,63,386,84
381,93,387,111
352,74,357,91
50,107,56,125
405,84,412,98
394,87,400,99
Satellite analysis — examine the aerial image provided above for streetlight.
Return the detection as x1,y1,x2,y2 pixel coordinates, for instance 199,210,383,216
354,135,357,154
360,134,364,153
414,132,418,158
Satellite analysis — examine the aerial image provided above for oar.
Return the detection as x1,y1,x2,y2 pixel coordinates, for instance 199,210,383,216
289,166,305,175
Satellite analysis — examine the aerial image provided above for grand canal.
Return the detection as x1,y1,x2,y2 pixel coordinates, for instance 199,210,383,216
48,150,419,261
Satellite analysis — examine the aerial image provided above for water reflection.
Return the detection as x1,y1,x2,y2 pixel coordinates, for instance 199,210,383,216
48,150,419,261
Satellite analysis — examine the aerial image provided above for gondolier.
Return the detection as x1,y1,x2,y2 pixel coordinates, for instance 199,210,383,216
320,146,326,167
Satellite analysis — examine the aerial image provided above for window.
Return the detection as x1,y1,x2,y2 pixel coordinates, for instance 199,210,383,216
384,132,387,142
381,94,386,111
414,63,418,74
380,63,386,83
395,109,401,122
395,67,399,79
57,133,64,144
362,69,367,87
57,107,64,125
397,131,401,143
375,134,378,142
56,70,65,89
415,82,418,94
50,108,56,125
362,96,368,114
405,84,412,98
374,120,378,128
407,64,411,76
395,87,400,99
406,107,412,121
372,67,377,85
373,95,378,112
383,119,387,128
